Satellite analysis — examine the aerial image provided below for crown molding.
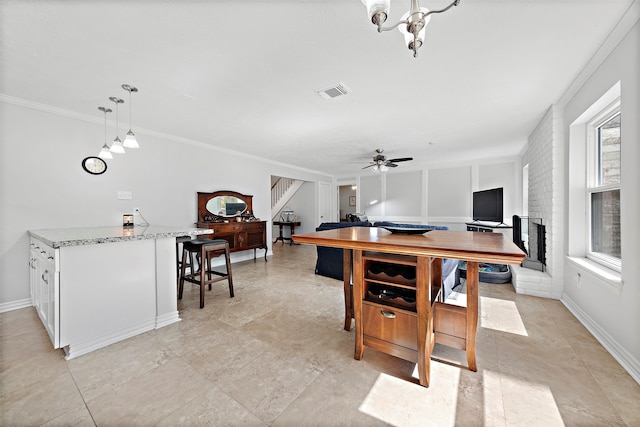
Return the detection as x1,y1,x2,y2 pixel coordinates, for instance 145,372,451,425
0,93,333,178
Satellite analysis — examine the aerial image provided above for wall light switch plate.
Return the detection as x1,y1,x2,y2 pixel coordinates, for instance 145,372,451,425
117,191,133,200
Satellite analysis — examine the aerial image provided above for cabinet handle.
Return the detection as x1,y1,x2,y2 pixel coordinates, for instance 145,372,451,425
40,250,46,254
47,256,54,261
380,310,396,319
42,270,49,284
29,259,35,268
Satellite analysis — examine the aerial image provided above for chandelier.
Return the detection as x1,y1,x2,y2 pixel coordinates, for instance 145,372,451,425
362,0,461,57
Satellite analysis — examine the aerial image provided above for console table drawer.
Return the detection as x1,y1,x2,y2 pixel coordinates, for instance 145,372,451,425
362,302,417,351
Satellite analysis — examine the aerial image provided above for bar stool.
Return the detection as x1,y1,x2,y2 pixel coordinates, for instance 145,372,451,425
178,239,234,308
176,235,192,280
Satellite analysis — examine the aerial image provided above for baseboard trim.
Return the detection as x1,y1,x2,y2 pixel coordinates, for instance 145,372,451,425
0,298,33,313
155,311,181,329
561,294,640,385
62,320,156,360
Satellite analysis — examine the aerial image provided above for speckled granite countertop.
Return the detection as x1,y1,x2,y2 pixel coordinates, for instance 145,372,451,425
29,226,212,248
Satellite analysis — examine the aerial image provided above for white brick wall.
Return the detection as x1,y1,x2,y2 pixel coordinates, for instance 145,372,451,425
517,105,564,298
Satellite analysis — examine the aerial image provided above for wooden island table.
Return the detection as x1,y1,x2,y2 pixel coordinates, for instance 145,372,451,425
292,227,525,387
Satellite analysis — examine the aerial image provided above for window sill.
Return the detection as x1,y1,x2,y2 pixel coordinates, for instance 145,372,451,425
566,256,623,295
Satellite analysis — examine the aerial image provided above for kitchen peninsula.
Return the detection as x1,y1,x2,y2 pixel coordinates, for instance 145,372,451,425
28,225,211,360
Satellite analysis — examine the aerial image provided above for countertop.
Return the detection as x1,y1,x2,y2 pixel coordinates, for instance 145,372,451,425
29,226,213,248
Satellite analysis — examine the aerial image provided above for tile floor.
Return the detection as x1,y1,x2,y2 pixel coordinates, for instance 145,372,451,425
1,243,639,426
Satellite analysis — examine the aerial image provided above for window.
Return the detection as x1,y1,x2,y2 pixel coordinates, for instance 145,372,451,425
587,102,621,270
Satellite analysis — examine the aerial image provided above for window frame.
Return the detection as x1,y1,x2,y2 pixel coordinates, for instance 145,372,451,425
585,100,621,272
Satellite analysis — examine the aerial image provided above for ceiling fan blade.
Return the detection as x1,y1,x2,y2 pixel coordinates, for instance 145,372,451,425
386,163,399,167
387,157,413,163
362,164,374,169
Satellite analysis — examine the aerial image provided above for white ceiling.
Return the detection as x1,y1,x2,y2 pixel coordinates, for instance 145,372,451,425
1,0,634,176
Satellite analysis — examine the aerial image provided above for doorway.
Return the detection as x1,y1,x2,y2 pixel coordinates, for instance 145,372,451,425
338,184,357,221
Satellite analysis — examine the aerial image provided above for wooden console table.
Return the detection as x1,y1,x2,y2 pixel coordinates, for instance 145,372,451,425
196,220,268,261
292,227,525,387
273,221,301,245
195,190,268,261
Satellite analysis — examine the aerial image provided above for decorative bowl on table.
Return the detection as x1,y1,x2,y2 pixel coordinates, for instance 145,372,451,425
381,226,433,235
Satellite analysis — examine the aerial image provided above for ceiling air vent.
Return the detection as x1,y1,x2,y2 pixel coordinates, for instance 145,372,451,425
317,82,351,100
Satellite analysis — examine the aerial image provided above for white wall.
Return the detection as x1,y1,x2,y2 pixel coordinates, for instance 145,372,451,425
349,159,520,230
560,19,640,382
0,101,331,309
517,105,564,298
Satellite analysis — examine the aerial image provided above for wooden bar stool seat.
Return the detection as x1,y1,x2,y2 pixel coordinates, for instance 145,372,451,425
178,238,234,308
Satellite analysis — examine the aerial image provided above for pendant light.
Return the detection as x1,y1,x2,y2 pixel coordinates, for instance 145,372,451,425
97,106,113,159
109,96,125,154
122,84,139,148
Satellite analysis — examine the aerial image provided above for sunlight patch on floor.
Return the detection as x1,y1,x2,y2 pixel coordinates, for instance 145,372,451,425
480,296,528,336
500,372,565,426
359,372,460,427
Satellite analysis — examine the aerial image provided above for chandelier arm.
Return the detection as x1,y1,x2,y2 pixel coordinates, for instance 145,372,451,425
379,0,460,31
378,19,409,32
421,0,460,18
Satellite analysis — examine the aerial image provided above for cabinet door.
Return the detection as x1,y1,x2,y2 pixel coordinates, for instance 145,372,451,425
245,224,266,249
31,240,60,348
29,249,38,303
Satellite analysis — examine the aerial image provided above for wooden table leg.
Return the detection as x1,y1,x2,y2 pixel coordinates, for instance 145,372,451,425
353,250,365,360
416,257,433,387
343,248,352,331
466,260,479,372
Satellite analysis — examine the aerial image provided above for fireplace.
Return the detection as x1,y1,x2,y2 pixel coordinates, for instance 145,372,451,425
513,215,546,272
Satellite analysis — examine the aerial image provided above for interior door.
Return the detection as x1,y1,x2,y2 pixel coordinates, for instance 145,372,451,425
319,181,332,224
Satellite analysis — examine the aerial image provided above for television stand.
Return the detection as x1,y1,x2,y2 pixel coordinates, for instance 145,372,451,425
466,222,512,233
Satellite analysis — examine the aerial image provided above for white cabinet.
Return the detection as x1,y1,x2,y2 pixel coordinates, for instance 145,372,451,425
29,238,60,347
28,227,194,360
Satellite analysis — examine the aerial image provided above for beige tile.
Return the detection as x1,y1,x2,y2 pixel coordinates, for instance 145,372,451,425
213,348,324,424
66,330,177,401
86,357,214,426
0,369,86,426
41,406,96,427
157,385,267,427
172,328,272,381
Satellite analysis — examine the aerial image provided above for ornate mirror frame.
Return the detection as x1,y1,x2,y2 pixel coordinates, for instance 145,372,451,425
197,191,254,222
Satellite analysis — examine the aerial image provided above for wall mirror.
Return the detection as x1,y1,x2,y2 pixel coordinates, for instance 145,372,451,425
197,191,254,222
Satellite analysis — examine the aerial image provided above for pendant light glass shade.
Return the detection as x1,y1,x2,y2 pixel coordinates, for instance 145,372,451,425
97,106,113,159
123,130,139,149
110,137,125,154
98,143,113,159
122,84,140,148
364,0,390,25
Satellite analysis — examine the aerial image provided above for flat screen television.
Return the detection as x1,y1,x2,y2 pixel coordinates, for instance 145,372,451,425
472,187,504,223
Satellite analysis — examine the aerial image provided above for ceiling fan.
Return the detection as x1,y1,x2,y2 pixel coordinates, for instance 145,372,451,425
362,148,413,171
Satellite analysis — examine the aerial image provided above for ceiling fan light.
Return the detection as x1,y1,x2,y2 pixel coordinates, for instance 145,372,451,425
123,130,139,148
380,164,389,172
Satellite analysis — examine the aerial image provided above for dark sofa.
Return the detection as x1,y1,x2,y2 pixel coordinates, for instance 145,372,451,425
315,221,371,280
